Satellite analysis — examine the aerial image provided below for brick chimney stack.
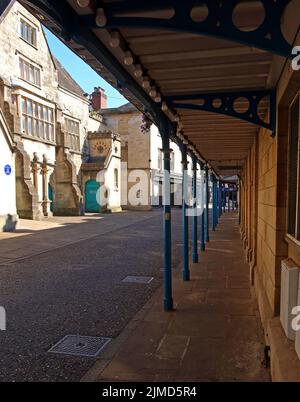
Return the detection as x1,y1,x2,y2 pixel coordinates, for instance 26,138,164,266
91,87,107,111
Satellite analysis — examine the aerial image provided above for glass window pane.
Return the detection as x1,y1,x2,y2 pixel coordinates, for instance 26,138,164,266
22,116,26,133
27,99,32,115
36,69,41,86
39,121,43,138
24,63,29,81
33,102,37,117
20,21,24,38
49,125,54,142
30,65,34,83
21,97,26,113
33,30,37,47
33,119,37,136
25,24,28,41
27,117,32,135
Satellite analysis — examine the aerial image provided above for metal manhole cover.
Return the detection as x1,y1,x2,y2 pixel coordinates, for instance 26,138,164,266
122,276,154,284
48,335,111,357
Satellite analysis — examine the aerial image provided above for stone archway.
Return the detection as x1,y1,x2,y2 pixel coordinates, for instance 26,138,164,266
15,141,42,220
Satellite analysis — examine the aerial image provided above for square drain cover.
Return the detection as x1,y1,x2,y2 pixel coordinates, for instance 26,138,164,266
48,335,111,357
122,275,154,284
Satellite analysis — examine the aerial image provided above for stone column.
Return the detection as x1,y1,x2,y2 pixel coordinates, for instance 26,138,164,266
31,153,39,191
41,155,52,217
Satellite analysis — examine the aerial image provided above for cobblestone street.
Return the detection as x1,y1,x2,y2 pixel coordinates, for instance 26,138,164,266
0,209,187,381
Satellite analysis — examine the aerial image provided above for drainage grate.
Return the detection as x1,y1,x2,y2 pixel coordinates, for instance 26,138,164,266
48,335,111,357
122,275,154,284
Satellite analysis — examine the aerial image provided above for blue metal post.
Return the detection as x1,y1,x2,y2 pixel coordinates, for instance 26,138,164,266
200,164,205,251
227,187,230,212
212,176,216,231
162,131,173,311
218,181,222,218
181,144,190,281
233,187,236,210
192,157,198,263
223,183,226,214
214,178,218,227
205,166,210,242
215,179,219,226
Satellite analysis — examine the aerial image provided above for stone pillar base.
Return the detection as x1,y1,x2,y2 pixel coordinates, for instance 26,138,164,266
107,206,123,213
53,208,82,216
42,201,53,217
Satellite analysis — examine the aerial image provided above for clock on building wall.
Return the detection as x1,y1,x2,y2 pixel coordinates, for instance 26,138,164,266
93,140,108,155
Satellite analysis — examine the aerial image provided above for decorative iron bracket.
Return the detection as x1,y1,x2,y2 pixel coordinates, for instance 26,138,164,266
166,90,276,135
85,0,294,59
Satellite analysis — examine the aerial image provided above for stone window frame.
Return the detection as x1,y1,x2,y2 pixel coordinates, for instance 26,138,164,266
287,93,300,241
21,95,55,142
20,17,38,48
19,56,41,87
64,116,80,152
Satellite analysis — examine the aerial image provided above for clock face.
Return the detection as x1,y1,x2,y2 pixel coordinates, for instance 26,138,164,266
93,141,108,155
98,145,104,154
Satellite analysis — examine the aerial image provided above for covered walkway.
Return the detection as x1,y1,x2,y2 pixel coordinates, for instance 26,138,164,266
84,212,270,382
1,0,300,381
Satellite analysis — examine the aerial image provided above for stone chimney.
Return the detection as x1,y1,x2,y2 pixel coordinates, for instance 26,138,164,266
91,87,107,111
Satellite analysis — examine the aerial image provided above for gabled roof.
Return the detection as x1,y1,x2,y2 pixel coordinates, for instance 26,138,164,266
53,56,86,98
100,102,137,115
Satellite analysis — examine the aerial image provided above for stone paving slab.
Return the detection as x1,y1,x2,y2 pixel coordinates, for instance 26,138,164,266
84,212,270,382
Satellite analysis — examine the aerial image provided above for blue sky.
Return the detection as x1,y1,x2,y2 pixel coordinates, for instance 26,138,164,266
43,27,127,108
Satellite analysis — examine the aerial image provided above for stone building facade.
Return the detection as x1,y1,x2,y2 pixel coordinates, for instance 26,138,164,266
0,2,121,227
0,105,17,231
101,103,194,211
240,45,300,381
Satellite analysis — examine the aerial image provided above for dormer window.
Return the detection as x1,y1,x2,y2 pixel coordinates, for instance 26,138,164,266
20,19,37,47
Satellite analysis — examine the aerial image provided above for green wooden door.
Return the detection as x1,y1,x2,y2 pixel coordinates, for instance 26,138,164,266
48,184,53,212
85,180,100,212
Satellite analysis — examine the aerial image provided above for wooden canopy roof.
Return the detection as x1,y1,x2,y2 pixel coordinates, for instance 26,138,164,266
20,0,300,176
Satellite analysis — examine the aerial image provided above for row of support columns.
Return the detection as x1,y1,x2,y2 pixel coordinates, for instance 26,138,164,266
161,124,239,311
161,123,239,311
